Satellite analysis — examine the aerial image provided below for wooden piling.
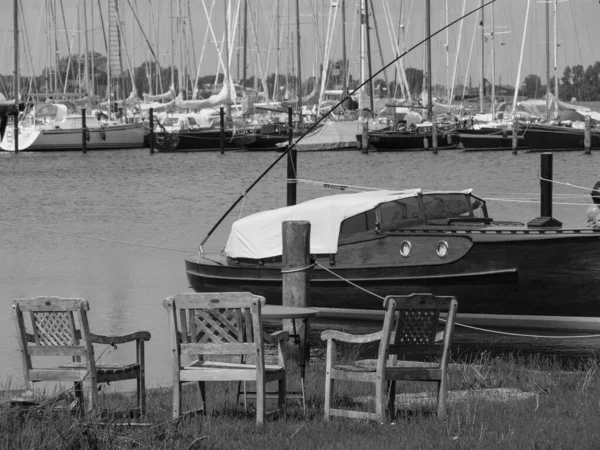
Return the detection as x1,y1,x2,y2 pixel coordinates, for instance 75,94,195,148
282,220,312,356
81,108,87,154
360,119,369,154
219,106,225,154
12,110,18,154
584,115,591,154
149,108,154,155
287,106,297,206
527,152,562,228
512,119,518,155
432,118,438,154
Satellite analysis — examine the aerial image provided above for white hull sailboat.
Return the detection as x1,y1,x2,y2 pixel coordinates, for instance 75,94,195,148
0,104,145,152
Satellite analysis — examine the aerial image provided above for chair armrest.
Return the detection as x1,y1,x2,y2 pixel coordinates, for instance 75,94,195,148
321,330,382,344
263,330,289,344
90,331,151,344
26,331,151,345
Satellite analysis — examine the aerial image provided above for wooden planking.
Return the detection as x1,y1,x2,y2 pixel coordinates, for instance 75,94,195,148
180,343,255,355
167,292,265,310
321,330,382,344
14,297,88,312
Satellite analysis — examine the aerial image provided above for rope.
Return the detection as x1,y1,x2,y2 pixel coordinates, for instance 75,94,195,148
281,262,317,274
313,263,600,340
539,176,599,194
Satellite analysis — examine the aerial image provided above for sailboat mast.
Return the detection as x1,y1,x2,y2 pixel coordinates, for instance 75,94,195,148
83,0,90,102
490,1,495,120
13,0,19,108
365,0,374,114
426,0,432,121
295,0,302,124
170,0,175,89
545,0,550,120
223,0,231,118
479,0,484,113
243,0,247,92
553,0,558,99
341,0,347,103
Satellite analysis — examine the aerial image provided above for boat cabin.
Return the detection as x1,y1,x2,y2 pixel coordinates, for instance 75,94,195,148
224,189,489,262
340,192,489,239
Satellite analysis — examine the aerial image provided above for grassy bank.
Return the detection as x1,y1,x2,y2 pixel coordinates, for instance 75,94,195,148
2,353,600,449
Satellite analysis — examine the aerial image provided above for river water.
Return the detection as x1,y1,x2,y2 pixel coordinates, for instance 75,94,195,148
1,147,599,388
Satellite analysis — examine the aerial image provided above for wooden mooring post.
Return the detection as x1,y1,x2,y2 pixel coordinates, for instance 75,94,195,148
512,119,518,155
527,152,562,227
81,108,87,154
360,118,369,154
282,220,312,357
432,118,438,154
219,106,225,154
149,108,154,155
12,109,18,154
584,115,591,154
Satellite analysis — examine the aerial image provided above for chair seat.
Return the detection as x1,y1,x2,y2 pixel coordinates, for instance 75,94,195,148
180,360,286,382
58,362,141,382
333,364,376,373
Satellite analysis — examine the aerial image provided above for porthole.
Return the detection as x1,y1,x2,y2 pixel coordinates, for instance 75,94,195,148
436,240,449,258
399,240,412,258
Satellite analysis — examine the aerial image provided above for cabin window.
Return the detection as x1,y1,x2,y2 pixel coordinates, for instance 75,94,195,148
422,194,471,220
163,118,179,127
188,117,198,126
471,196,486,218
340,209,377,237
379,197,423,230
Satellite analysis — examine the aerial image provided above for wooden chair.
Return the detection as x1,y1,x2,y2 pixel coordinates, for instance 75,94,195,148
163,292,288,426
322,293,458,423
12,297,151,418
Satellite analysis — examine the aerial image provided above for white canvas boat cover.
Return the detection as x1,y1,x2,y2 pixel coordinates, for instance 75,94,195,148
225,190,422,259
282,120,361,151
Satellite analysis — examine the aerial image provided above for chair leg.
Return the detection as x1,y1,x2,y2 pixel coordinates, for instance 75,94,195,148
387,381,396,420
88,375,98,418
375,377,387,424
256,379,265,426
437,378,447,420
73,381,84,415
137,341,146,416
278,374,286,418
324,340,335,421
173,381,182,419
197,382,206,413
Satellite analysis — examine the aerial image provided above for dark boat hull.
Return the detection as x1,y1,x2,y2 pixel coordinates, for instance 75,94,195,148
232,133,289,151
460,128,527,151
152,129,238,152
523,124,600,151
186,230,600,318
363,131,460,151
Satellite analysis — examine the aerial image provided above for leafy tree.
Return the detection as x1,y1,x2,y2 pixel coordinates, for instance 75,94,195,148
523,74,542,98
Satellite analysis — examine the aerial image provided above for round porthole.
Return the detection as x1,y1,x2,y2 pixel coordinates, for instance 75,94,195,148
436,240,449,258
399,240,412,258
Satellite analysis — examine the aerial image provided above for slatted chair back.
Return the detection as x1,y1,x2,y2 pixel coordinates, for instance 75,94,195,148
385,293,458,364
165,292,265,360
12,297,96,380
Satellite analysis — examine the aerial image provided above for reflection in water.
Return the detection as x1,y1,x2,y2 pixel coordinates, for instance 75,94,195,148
1,149,599,386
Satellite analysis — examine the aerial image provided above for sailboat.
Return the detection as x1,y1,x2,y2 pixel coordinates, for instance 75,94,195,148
521,0,600,151
362,1,460,151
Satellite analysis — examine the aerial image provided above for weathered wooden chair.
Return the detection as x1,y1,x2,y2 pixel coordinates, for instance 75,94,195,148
322,293,458,423
12,297,151,417
163,292,288,426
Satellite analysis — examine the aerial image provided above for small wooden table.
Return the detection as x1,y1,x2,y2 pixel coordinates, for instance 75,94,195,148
240,305,319,412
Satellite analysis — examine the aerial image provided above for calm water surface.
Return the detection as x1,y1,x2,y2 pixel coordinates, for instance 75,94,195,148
1,148,599,387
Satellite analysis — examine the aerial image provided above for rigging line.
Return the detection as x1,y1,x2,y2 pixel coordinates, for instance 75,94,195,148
482,198,588,206
0,219,195,254
539,176,598,193
316,262,600,340
199,0,497,248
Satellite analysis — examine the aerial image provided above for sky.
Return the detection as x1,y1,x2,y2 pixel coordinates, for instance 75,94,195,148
1,0,600,94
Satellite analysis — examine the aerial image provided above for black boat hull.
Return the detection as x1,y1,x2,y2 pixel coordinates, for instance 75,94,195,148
460,128,527,151
152,129,238,152
362,131,460,151
186,230,600,318
523,124,600,151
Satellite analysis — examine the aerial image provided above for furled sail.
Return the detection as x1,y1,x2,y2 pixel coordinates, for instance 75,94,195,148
143,84,176,102
173,77,236,110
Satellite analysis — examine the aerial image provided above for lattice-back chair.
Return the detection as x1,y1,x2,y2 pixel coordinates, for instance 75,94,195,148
385,293,458,420
322,293,457,423
12,297,151,418
163,292,288,426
